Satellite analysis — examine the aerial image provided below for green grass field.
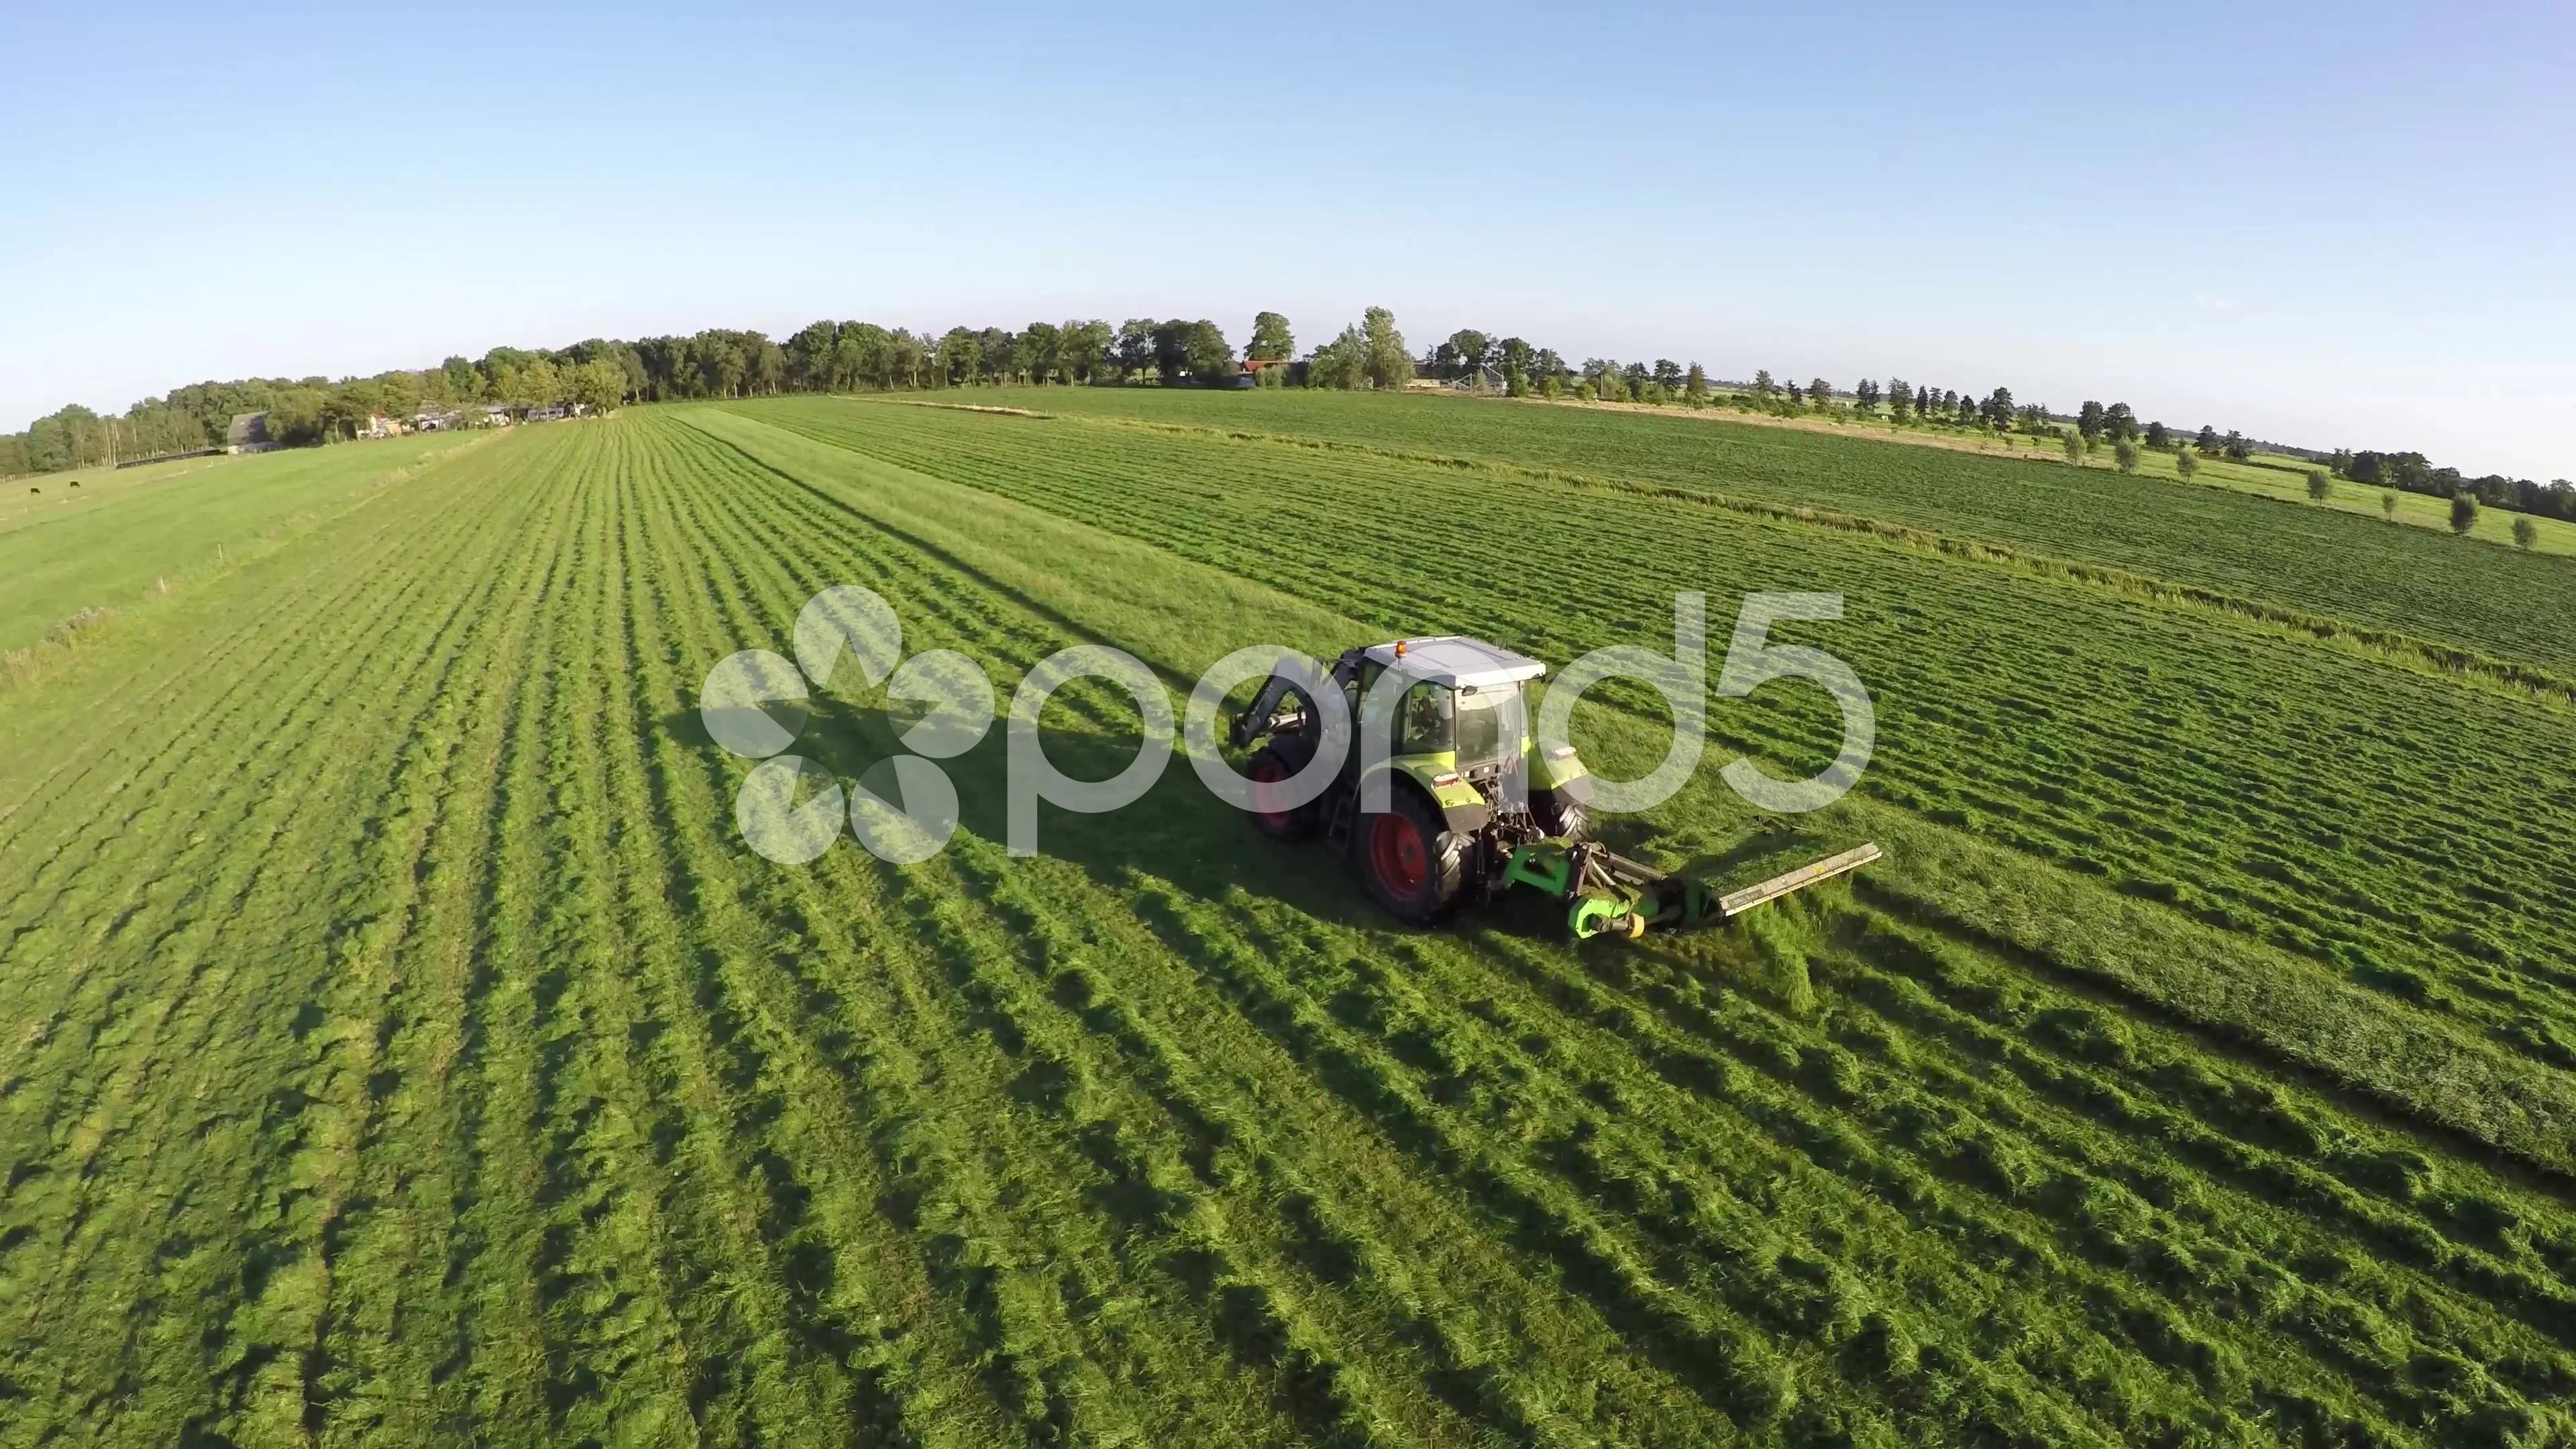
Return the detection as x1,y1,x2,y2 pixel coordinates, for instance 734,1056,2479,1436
0,434,493,657
3,394,2573,1446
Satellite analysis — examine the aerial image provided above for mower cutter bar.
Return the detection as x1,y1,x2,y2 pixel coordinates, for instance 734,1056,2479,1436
1716,843,1882,918
1505,838,1883,940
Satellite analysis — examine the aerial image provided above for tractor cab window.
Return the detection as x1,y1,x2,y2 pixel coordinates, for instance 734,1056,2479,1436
1452,683,1515,769
1397,681,1451,753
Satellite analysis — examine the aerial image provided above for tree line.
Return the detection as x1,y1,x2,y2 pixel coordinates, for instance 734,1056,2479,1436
5,309,2567,522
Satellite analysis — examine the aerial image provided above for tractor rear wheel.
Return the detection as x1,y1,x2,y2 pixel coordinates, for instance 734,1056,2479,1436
1354,788,1466,924
1532,788,1589,843
1246,745,1318,842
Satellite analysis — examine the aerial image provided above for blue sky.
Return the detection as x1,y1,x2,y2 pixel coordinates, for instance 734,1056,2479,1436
5,1,2569,477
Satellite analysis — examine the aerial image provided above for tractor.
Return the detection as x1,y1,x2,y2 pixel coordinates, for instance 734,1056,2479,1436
1228,635,1877,938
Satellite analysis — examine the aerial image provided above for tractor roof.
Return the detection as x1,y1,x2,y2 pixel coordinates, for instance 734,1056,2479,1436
1364,636,1547,690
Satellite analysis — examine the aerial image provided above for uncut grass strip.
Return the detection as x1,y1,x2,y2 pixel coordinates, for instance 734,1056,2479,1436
1823,921,2576,1340
0,433,484,804
0,431,553,863
1846,824,2576,1182
0,435,568,1039
1817,962,2576,1409
0,441,559,1197
0,433,580,1437
0,445,557,1170
639,419,1301,1443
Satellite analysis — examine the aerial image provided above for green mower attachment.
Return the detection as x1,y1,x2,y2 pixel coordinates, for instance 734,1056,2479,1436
1505,839,1882,940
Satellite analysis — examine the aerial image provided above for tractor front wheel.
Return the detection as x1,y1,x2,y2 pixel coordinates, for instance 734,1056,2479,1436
1246,746,1318,842
1354,789,1466,924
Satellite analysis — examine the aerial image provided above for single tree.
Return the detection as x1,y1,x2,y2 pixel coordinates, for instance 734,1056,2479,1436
2513,516,2538,549
2381,491,2398,519
2061,431,2082,464
2176,449,2198,480
1436,329,1493,382
2306,469,2332,501
1786,381,1805,406
2144,421,2171,451
1913,384,1930,416
1247,311,1295,363
1113,319,1158,379
1809,378,1833,410
2223,429,2251,462
2103,402,2138,441
2114,440,2140,474
1183,320,1234,383
1752,369,1774,398
1360,308,1411,390
1886,378,1912,421
2196,424,2221,454
2076,400,2106,441
1683,362,1710,407
2450,494,2479,534
1653,359,1684,392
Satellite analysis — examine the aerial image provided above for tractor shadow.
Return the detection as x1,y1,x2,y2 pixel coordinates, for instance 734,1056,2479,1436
657,696,1389,931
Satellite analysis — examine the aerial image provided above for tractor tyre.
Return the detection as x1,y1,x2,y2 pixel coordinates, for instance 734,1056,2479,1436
1532,788,1589,843
1246,745,1319,842
1354,787,1468,924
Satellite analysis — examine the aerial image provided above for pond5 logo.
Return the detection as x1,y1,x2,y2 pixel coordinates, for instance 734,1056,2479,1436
699,585,996,864
702,584,1875,866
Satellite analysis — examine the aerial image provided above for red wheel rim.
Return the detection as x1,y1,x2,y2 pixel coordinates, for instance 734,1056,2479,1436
1249,757,1291,834
1370,813,1428,896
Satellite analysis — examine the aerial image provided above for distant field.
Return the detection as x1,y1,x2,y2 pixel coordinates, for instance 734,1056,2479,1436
0,433,485,654
975,386,2576,679
3,396,2573,1446
1522,394,2576,556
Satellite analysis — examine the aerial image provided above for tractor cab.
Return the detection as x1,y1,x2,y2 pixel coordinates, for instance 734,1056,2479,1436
1354,636,1546,786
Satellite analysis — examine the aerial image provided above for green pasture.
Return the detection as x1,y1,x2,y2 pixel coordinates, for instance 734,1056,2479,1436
1,394,2571,1446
